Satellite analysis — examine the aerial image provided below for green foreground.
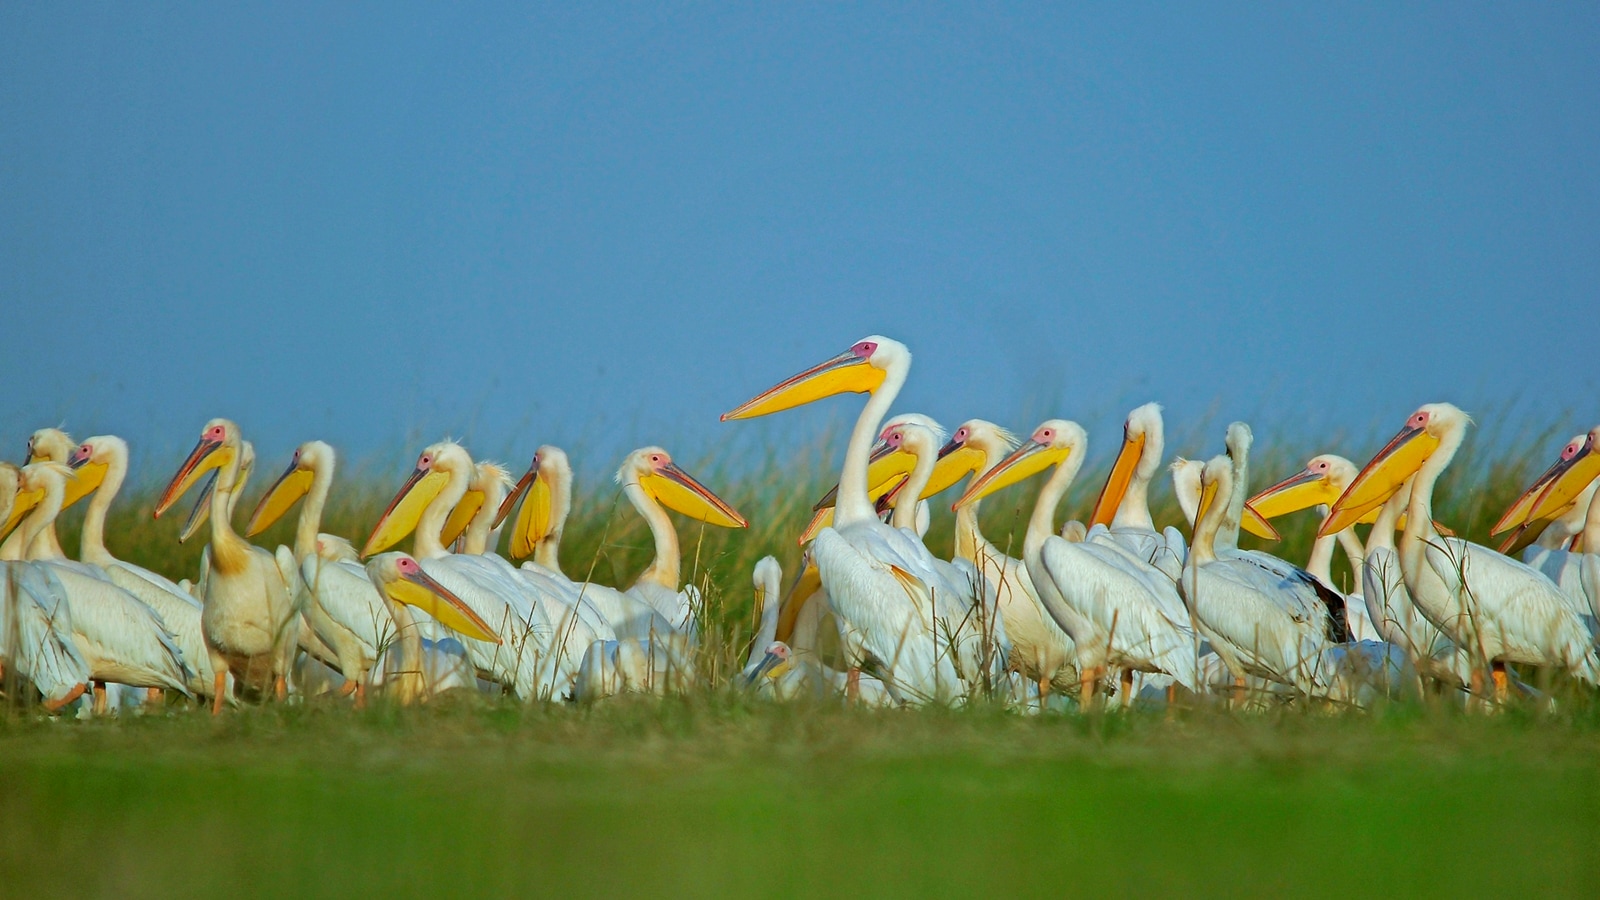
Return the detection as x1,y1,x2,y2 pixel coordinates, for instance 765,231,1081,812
2,698,1597,897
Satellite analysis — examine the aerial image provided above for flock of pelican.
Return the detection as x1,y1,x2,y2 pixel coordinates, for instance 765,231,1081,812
2,334,1597,715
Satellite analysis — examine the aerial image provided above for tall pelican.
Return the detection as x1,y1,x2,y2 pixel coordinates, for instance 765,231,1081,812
362,552,500,705
247,440,391,703
65,435,223,700
1182,424,1350,697
496,446,674,642
364,441,558,699
612,447,749,637
0,463,90,711
1321,404,1599,696
943,419,1078,703
957,420,1201,705
155,420,300,711
9,461,191,709
724,336,986,704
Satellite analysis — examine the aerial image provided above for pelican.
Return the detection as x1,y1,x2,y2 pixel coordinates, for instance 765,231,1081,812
612,446,749,638
1492,433,1597,556
8,462,191,710
21,427,78,558
943,419,1077,703
1321,404,1599,697
0,463,90,711
362,552,499,705
1496,426,1600,619
65,435,224,701
363,441,559,699
724,336,988,704
956,420,1202,706
496,446,675,642
777,413,959,671
246,440,391,703
179,439,257,544
740,557,894,705
1248,455,1382,642
1181,424,1350,697
876,419,1007,683
1083,404,1191,581
1493,428,1600,608
460,458,620,690
155,419,300,711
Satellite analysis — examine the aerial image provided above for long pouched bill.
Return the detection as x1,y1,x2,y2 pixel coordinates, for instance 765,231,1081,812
1088,431,1144,528
1320,424,1440,537
952,440,1068,510
385,569,502,644
155,438,233,518
640,462,748,528
721,351,886,421
246,462,315,537
363,468,451,558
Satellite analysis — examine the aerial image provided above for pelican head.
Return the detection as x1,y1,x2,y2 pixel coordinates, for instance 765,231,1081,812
1170,457,1205,529
721,336,904,420
26,427,74,464
952,419,1087,510
364,552,501,644
496,445,573,560
1089,402,1163,527
1321,403,1473,537
1493,428,1600,537
744,641,794,685
1249,454,1359,519
616,447,748,528
62,434,126,511
155,419,243,519
247,440,335,537
364,441,473,558
2,461,70,547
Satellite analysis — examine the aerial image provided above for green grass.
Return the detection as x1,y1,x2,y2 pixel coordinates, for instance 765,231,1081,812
2,699,1598,897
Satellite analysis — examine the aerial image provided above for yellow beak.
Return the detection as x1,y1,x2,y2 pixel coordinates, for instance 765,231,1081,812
155,438,235,519
1240,504,1282,542
1194,478,1220,536
797,507,833,545
811,438,928,511
774,559,823,643
1524,439,1600,524
1089,431,1144,528
246,462,315,537
0,486,45,543
640,462,748,528
721,350,886,421
1321,424,1440,538
60,461,107,511
384,567,502,644
363,466,451,558
438,488,485,549
951,440,1069,510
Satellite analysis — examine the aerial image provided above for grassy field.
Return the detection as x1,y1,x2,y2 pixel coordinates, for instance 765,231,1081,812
2,699,1598,896
7,417,1595,896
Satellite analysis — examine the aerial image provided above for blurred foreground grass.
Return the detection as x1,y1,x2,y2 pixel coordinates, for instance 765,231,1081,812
1,698,1598,897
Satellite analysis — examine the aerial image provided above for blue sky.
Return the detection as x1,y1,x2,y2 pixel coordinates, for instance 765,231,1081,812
3,5,1596,483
